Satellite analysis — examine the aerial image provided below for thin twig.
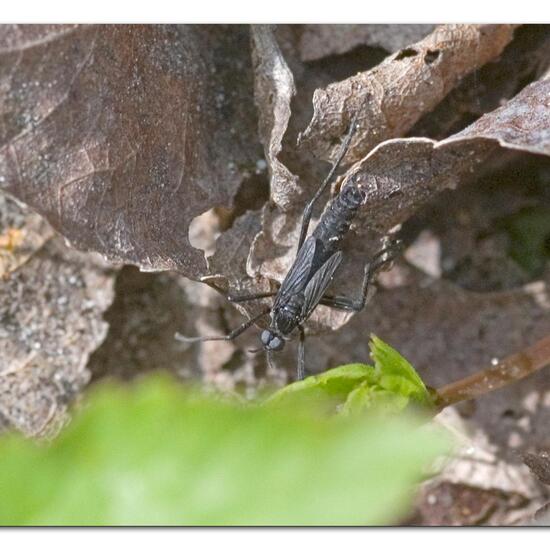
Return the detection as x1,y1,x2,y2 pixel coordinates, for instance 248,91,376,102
435,333,550,409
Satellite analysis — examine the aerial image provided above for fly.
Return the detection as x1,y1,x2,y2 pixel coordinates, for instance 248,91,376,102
176,105,401,380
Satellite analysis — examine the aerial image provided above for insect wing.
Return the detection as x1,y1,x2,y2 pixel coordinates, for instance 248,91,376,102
274,236,317,308
300,251,343,320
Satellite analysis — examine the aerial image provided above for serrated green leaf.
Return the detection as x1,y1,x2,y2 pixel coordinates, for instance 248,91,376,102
268,336,433,416
369,335,433,407
265,363,378,413
0,374,448,526
340,381,377,416
342,383,410,417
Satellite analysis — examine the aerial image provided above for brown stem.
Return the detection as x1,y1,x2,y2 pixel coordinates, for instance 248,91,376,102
434,334,550,409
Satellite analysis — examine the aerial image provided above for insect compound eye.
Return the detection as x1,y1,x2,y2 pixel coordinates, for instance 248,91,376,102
260,330,272,346
260,330,285,351
268,335,285,351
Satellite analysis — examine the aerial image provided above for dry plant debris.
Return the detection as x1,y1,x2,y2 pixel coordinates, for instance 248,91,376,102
0,196,115,436
1,24,550,524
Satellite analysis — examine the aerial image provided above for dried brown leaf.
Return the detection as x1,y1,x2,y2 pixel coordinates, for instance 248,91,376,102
448,78,550,156
299,24,518,164
205,209,275,319
411,25,550,140
297,24,436,62
346,78,550,234
207,210,263,284
0,24,260,278
251,25,299,211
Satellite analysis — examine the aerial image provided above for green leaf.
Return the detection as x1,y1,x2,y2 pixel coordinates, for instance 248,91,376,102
265,363,378,414
369,335,433,407
0,374,447,526
340,381,377,416
267,335,433,416
341,383,409,417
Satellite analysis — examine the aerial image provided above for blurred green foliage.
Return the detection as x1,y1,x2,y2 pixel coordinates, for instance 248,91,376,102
505,206,550,277
0,336,447,526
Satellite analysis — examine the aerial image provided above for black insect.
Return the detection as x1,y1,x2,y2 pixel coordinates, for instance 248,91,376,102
176,107,401,380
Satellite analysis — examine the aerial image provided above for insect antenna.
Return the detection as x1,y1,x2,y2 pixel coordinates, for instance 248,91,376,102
175,308,270,343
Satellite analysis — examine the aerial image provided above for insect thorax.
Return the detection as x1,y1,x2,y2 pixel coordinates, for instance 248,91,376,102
273,295,303,335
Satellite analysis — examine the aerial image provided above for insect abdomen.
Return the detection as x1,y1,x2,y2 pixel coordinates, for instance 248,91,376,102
312,183,364,249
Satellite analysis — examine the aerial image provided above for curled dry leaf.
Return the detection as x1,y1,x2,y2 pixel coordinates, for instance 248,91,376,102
244,25,537,327
298,24,518,164
251,25,299,211
411,25,550,140
204,210,276,322
297,24,436,62
0,24,260,278
448,78,550,155
345,77,550,235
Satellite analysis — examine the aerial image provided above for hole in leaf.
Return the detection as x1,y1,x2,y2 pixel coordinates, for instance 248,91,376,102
188,208,221,257
187,170,269,258
395,48,418,61
424,49,440,64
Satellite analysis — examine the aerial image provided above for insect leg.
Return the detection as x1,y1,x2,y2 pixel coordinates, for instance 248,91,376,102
319,295,361,311
296,108,365,251
227,291,277,303
267,351,277,371
320,241,403,312
175,307,270,343
297,325,306,381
